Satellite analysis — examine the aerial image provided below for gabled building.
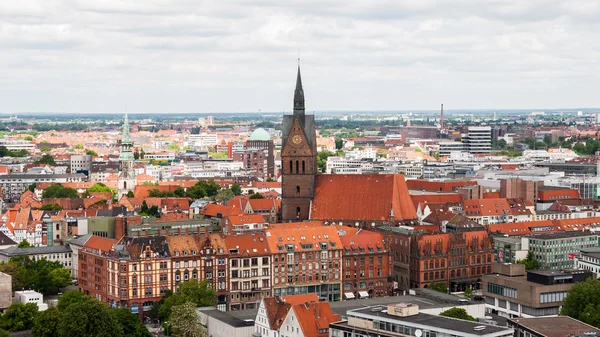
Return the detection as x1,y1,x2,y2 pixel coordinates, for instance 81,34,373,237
264,225,343,302
225,233,272,310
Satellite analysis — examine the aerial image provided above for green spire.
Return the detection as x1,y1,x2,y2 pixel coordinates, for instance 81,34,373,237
119,112,134,161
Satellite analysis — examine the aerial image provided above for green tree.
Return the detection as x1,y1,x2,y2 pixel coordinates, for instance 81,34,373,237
140,201,160,217
85,149,98,156
40,203,63,211
464,287,472,299
126,190,134,198
40,146,51,153
0,329,8,337
88,183,112,193
185,185,206,199
168,143,180,151
42,184,79,199
174,187,186,197
18,239,33,248
110,308,152,337
24,136,33,141
439,307,475,321
249,193,265,199
32,306,61,337
497,139,507,149
429,282,448,294
516,250,539,270
216,189,234,203
27,182,37,192
317,151,335,173
159,280,216,321
57,290,91,312
58,299,123,337
74,144,84,150
50,268,72,292
169,302,207,337
561,278,600,327
230,183,242,196
134,149,140,160
35,154,56,165
335,137,344,150
0,302,38,332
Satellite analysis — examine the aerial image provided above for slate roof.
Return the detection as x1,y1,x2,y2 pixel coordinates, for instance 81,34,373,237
0,245,72,256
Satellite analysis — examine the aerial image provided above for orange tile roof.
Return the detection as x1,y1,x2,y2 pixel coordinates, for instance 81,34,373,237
84,235,117,253
406,179,477,192
263,226,342,253
226,214,267,226
485,220,558,235
201,203,242,217
158,181,198,188
293,301,340,337
269,221,324,230
411,193,463,208
247,198,276,211
134,185,178,198
339,228,385,250
225,233,270,256
311,174,417,221
463,198,511,217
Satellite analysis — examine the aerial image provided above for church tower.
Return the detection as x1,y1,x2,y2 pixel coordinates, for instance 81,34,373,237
117,112,136,197
281,66,317,221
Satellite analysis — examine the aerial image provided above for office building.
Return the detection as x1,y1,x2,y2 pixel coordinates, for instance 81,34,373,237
462,126,491,154
527,231,599,269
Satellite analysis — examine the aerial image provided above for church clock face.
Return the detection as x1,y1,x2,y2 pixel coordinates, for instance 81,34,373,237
292,135,302,145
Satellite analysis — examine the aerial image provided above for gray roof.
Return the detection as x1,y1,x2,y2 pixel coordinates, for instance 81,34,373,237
348,307,512,336
580,247,600,259
0,173,87,179
198,308,255,328
0,245,72,256
69,234,93,248
527,231,598,240
0,232,17,246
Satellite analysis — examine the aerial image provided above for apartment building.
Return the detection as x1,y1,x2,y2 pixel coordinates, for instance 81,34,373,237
0,173,87,201
575,247,600,276
482,263,593,318
225,233,271,311
78,236,118,301
339,227,390,299
264,225,343,302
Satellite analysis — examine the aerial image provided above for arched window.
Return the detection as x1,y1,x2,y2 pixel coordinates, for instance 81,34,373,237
435,271,439,280
124,181,127,189
289,160,293,173
429,261,434,269
302,161,306,174
435,260,439,268
450,270,455,278
296,186,300,196
296,161,299,173
296,207,301,218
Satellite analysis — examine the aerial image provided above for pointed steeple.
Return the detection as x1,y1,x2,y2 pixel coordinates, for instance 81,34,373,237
293,65,305,115
119,112,134,162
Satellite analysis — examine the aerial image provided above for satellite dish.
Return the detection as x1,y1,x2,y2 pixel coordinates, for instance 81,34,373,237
415,330,422,337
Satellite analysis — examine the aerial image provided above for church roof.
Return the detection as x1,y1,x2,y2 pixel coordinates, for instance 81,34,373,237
310,174,418,222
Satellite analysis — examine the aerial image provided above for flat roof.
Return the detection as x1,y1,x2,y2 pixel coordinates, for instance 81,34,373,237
0,245,72,256
580,247,600,259
197,308,255,328
527,231,597,240
226,294,478,321
507,316,600,337
347,307,511,336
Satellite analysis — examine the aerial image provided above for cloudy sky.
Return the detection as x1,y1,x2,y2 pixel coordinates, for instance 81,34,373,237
2,0,600,113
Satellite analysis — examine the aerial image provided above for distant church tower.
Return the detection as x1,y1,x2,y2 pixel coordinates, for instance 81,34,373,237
281,66,317,221
117,112,136,197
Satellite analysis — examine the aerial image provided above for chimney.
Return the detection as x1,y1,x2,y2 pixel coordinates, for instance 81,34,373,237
440,103,444,130
145,230,149,238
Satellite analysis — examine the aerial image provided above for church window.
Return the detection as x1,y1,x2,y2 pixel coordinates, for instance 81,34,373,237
296,207,301,218
296,186,300,196
302,161,305,174
289,161,293,173
295,161,299,173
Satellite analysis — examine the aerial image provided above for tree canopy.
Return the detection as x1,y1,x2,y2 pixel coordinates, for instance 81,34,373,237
88,183,112,193
35,154,56,166
58,298,124,337
0,302,38,332
18,239,33,248
439,307,475,321
516,251,539,270
156,279,216,321
168,302,207,337
561,278,600,328
429,282,448,294
40,203,63,211
42,184,79,199
32,306,62,337
230,182,242,196
0,256,71,294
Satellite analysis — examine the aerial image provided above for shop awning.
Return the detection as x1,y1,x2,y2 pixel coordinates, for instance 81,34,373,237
344,292,355,299
359,291,369,299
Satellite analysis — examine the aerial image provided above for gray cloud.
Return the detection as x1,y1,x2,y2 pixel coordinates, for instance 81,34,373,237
1,0,600,113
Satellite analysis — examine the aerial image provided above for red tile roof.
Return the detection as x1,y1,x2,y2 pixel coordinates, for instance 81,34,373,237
225,233,270,256
311,174,417,221
406,179,477,192
339,228,385,251
482,192,502,199
84,235,117,253
538,189,580,201
293,301,341,337
411,193,463,208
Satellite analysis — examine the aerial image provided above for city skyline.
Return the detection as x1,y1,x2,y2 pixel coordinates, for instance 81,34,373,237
2,1,600,113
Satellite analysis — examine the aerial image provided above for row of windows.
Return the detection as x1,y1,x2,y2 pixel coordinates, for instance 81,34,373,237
540,291,567,304
487,283,517,299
